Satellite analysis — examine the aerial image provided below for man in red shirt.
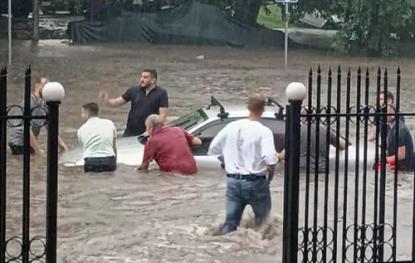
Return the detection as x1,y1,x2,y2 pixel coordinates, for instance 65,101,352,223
137,114,202,175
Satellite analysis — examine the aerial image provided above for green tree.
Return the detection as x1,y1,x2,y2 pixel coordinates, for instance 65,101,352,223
294,0,415,56
337,0,415,55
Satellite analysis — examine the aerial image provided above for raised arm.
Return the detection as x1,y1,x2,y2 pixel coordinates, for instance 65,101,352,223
99,91,127,107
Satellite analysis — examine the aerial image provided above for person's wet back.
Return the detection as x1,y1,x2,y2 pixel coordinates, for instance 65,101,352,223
77,103,117,172
100,69,168,137
138,114,202,175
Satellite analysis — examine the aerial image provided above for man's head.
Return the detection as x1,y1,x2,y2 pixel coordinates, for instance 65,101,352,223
379,91,394,106
387,104,396,124
32,75,48,98
140,69,158,89
81,102,99,122
145,114,164,134
247,93,266,116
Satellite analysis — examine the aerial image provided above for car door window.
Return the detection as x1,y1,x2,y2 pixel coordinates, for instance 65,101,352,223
191,118,237,156
258,118,286,152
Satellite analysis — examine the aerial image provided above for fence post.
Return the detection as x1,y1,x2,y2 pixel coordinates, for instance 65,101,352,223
42,82,65,263
0,68,7,263
282,82,307,263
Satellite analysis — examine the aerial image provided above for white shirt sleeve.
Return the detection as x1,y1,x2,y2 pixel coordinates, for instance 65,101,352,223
112,122,117,135
77,128,82,145
207,125,228,156
261,128,277,165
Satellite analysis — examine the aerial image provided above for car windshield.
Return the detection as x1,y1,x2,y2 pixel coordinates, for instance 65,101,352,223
169,109,208,130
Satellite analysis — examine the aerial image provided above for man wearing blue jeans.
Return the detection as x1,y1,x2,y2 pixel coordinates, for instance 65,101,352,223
208,94,277,235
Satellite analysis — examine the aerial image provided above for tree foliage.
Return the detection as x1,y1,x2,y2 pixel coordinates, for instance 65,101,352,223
294,0,415,56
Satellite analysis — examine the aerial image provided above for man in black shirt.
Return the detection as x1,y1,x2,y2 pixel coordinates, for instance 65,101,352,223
100,69,168,137
386,105,415,171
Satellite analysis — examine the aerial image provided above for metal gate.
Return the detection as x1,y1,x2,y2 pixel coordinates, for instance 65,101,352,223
0,67,62,263
282,67,415,263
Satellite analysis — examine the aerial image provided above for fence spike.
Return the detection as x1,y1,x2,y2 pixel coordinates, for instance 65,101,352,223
397,67,401,75
337,65,341,74
328,68,332,75
366,68,369,77
318,65,321,73
25,67,31,76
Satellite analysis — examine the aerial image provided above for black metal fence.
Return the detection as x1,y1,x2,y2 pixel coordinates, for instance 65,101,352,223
0,67,61,263
283,67,415,263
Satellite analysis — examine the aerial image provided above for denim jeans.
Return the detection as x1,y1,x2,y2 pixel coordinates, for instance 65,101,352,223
84,156,116,172
220,177,271,235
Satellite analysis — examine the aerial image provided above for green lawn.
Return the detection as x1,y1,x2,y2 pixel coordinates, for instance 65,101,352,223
257,4,284,29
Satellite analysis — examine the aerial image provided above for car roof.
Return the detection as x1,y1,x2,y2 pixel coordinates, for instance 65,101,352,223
201,104,281,119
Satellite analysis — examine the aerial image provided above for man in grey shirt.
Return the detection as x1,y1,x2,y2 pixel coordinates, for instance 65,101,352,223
8,76,67,155
278,109,346,173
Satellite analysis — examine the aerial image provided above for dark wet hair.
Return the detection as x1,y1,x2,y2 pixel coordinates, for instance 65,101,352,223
82,102,99,116
247,93,265,113
142,69,158,80
380,91,394,102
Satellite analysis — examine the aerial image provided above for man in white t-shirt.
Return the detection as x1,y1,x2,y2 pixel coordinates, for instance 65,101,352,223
208,94,278,235
77,102,117,172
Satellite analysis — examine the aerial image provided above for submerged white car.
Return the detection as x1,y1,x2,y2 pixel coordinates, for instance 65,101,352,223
61,97,374,170
61,97,286,169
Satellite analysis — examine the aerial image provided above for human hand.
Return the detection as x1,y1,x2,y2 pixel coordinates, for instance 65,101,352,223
267,166,274,183
136,166,148,173
37,148,45,156
98,90,109,101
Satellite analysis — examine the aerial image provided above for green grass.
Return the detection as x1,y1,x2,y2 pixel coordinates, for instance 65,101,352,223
257,4,284,29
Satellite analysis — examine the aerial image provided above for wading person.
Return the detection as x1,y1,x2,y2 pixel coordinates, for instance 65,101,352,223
77,103,117,172
8,76,67,155
137,114,202,175
207,94,277,235
385,104,415,171
277,107,347,173
369,91,404,142
99,69,168,137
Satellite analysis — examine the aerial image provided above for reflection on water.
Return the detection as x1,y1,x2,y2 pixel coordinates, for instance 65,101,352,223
2,40,415,262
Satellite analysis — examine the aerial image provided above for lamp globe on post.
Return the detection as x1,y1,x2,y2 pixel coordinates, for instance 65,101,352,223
282,81,306,263
42,82,65,102
286,82,306,102
41,81,64,263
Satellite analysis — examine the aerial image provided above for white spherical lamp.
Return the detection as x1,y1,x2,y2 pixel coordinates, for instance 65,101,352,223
42,82,65,102
285,82,307,101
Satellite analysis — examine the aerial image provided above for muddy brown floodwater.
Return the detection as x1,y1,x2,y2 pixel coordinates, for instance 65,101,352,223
1,39,415,262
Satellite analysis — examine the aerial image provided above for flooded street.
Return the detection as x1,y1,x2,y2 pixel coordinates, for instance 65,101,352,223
1,39,415,262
